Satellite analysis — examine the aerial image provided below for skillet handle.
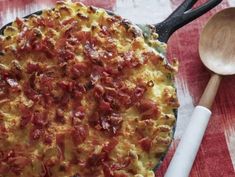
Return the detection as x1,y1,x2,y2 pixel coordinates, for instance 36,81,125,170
155,0,222,43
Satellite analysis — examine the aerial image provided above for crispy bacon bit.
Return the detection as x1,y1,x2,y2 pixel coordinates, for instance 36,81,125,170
41,161,52,177
64,22,81,38
102,163,114,177
32,111,48,128
23,77,41,101
58,80,74,92
32,37,55,58
117,90,132,108
99,100,112,113
20,108,33,128
27,63,42,74
93,84,105,98
68,83,85,102
86,153,107,167
6,78,19,88
71,125,88,145
101,156,131,176
74,31,91,44
17,28,42,52
39,74,54,93
88,111,100,128
84,43,102,66
7,156,30,174
100,26,110,36
138,137,152,152
15,17,24,29
56,133,65,159
73,106,85,120
59,93,70,107
136,98,159,119
11,60,23,80
119,51,142,69
132,85,146,101
30,128,42,140
90,70,101,86
102,138,118,153
100,113,123,135
0,79,8,99
43,134,52,145
70,63,87,78
58,49,75,62
36,16,55,28
55,108,65,124
59,164,66,172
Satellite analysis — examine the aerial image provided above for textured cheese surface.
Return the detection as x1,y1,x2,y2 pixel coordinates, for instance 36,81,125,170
0,1,179,177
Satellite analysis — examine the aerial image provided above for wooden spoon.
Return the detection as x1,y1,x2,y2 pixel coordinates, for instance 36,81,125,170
165,8,235,177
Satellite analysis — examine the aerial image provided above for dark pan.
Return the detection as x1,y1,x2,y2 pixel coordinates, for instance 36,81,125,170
0,0,222,174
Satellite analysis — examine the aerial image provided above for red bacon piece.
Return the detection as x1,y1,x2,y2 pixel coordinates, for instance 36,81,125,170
57,80,74,92
136,98,159,119
56,133,65,159
43,134,52,145
99,100,112,113
58,49,75,62
84,43,102,65
32,111,48,129
132,85,146,102
73,106,85,120
30,128,42,140
20,106,33,128
27,63,42,74
102,138,118,153
70,63,88,78
138,137,152,152
23,74,41,101
15,17,24,29
71,125,88,145
36,17,56,28
7,156,30,175
102,156,131,177
93,84,105,99
102,163,114,177
74,31,92,44
55,108,65,124
86,152,108,167
5,78,18,88
100,113,123,135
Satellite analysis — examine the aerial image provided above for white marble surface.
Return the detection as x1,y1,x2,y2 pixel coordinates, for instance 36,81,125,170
115,0,172,24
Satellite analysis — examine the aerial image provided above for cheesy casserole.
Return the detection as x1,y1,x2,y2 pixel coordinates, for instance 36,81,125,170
0,1,179,177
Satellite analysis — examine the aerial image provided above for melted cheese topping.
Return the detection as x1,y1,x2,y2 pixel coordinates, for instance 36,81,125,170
0,1,179,177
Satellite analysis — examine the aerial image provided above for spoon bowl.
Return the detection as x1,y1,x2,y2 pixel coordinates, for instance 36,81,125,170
199,7,235,75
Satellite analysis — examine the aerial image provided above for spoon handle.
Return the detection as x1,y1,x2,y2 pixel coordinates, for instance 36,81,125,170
164,106,211,177
199,74,222,109
164,74,221,177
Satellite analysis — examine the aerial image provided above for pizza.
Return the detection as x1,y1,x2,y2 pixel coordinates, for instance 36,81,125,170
0,1,179,177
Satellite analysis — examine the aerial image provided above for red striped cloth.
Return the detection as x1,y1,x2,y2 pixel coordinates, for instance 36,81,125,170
0,1,234,177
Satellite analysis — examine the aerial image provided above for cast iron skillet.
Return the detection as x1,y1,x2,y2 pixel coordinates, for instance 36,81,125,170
0,0,222,174
0,0,222,43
